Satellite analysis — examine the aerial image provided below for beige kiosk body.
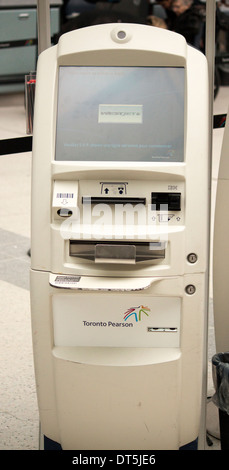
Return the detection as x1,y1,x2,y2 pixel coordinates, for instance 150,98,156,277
30,23,209,449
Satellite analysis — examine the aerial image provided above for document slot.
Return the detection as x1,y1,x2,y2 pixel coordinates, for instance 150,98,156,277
82,196,146,205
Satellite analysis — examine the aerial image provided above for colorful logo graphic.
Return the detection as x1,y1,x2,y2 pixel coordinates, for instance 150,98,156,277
123,305,151,322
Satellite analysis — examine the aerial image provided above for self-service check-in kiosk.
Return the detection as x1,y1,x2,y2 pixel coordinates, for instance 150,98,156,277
213,115,229,353
30,23,209,450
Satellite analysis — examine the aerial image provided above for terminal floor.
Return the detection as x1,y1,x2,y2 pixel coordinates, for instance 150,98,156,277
0,87,228,451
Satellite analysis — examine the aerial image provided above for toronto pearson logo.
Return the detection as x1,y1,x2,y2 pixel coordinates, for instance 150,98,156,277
81,304,151,329
123,305,151,322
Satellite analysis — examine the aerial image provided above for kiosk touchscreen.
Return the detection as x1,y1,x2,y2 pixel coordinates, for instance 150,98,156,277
30,24,209,449
55,66,184,163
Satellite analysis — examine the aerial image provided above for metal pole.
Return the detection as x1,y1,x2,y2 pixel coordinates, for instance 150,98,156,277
37,0,51,55
198,0,216,450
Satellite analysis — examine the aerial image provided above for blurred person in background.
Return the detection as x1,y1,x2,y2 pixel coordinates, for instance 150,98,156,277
170,0,204,47
152,0,177,29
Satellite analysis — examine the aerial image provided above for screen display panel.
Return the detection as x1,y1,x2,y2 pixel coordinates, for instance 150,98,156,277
55,66,185,162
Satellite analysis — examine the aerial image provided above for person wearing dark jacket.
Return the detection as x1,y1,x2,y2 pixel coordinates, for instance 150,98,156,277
170,0,203,47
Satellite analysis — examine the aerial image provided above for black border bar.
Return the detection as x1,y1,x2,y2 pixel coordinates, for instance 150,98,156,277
0,136,32,156
0,114,227,158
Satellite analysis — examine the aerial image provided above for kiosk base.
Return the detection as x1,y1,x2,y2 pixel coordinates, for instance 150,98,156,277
42,435,198,451
44,435,62,450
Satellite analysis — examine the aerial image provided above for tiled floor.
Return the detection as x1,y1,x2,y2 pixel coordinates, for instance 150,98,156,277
0,92,39,450
0,84,228,450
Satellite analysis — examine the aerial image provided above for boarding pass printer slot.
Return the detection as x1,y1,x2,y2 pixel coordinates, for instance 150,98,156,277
69,241,166,263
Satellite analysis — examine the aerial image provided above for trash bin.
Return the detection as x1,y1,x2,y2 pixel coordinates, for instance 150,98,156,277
212,352,229,449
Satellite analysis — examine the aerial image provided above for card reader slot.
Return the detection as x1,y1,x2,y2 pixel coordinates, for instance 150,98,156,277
69,241,166,263
82,197,146,205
